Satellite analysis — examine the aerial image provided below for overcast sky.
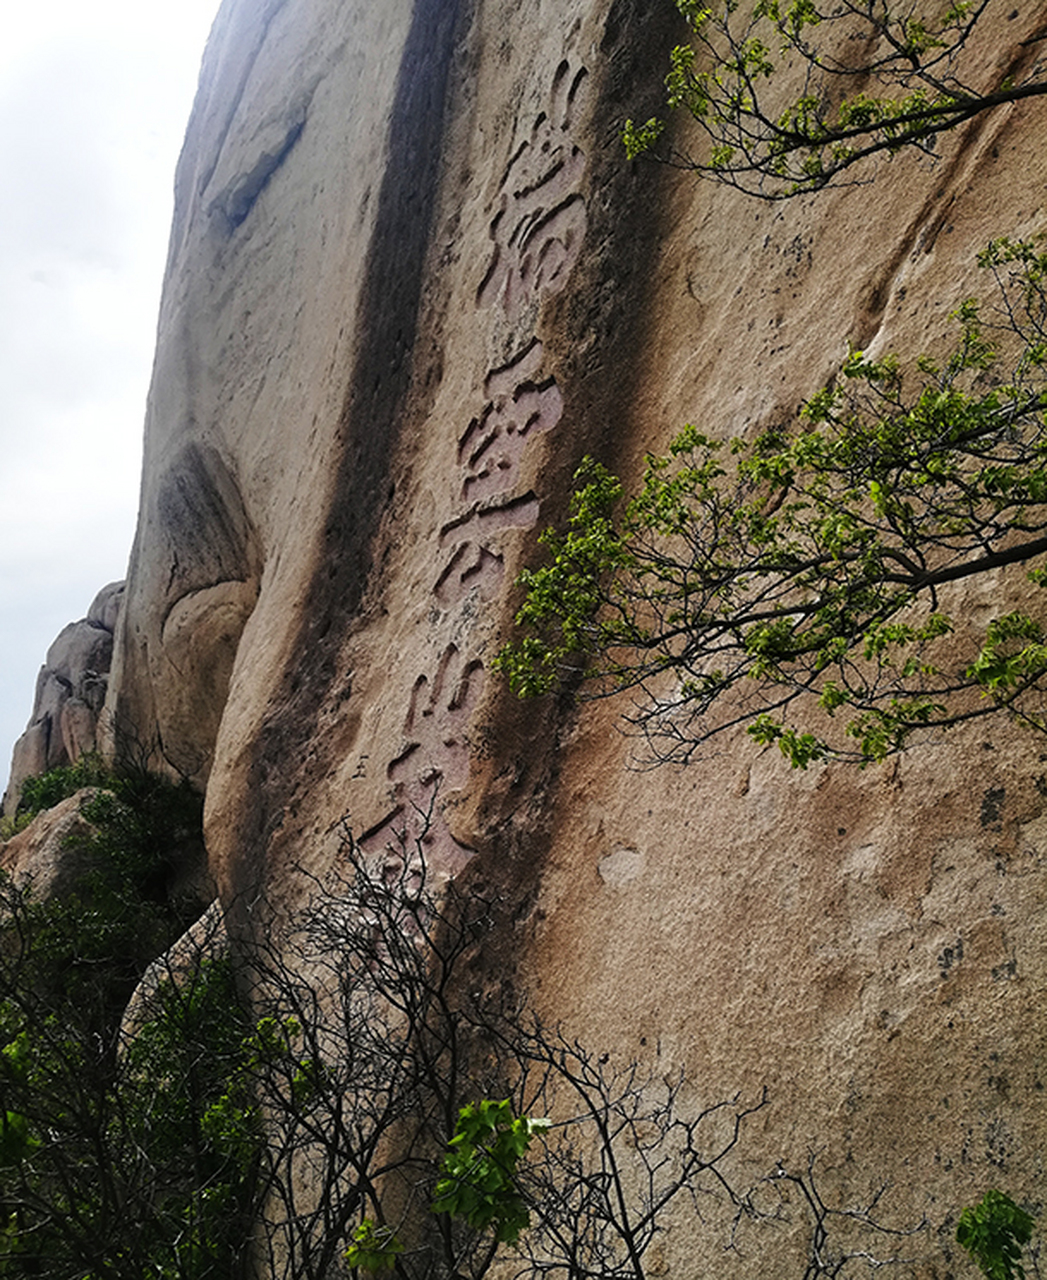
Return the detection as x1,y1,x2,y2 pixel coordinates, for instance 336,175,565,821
0,0,223,778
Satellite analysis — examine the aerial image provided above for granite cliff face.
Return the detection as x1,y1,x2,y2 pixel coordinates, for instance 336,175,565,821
9,0,1047,1272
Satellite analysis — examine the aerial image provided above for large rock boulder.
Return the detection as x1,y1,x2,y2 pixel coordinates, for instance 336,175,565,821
0,790,103,899
33,0,1047,1271
4,582,125,814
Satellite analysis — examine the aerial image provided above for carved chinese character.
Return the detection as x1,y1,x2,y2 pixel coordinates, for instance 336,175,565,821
477,62,589,317
360,646,484,874
435,494,541,606
459,340,564,503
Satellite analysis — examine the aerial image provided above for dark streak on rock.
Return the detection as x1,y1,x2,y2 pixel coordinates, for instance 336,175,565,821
220,117,307,230
236,0,466,898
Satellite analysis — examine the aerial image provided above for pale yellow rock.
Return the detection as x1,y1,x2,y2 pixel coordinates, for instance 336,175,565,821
53,0,1047,1271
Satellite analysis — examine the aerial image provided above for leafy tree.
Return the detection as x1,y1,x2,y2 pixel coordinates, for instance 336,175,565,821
0,752,115,840
0,925,261,1279
496,237,1047,766
956,1190,1036,1280
118,953,261,1278
623,0,1047,199
14,751,113,821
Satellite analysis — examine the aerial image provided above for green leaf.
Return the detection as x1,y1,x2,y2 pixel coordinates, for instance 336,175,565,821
345,1219,403,1274
432,1100,549,1245
957,1190,1035,1280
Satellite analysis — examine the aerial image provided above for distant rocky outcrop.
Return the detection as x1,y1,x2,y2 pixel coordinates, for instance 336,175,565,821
3,581,124,815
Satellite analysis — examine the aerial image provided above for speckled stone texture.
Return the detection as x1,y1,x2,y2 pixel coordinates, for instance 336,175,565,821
44,0,1047,1271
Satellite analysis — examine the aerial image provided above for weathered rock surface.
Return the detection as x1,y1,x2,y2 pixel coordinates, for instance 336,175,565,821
8,0,1046,1272
0,790,103,899
4,581,125,814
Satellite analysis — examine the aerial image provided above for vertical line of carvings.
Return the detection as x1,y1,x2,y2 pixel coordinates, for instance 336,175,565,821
361,56,592,875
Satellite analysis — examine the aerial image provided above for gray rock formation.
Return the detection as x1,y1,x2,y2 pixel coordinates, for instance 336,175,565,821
4,581,125,814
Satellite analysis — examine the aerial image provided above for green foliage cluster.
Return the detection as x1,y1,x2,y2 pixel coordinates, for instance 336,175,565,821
623,0,1047,198
8,765,202,1002
0,761,262,1278
15,751,114,820
345,1218,405,1274
496,239,1047,766
432,1100,550,1245
0,753,114,841
0,949,259,1279
120,959,264,1276
957,1190,1036,1280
